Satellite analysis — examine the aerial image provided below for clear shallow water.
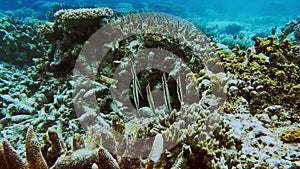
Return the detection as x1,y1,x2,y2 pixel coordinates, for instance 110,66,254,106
0,0,300,168
1,0,299,19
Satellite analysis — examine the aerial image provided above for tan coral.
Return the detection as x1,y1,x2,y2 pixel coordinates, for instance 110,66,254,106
2,138,28,169
54,8,113,28
26,125,48,169
98,147,120,169
72,133,85,151
0,148,7,169
46,127,63,167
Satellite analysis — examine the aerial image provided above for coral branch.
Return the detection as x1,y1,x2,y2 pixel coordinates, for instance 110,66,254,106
26,125,48,169
98,147,120,169
2,138,28,169
0,148,8,169
50,149,98,169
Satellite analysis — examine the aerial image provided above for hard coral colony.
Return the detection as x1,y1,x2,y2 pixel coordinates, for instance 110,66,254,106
0,4,299,169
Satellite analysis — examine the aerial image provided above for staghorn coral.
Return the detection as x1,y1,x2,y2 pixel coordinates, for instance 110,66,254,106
98,147,120,169
0,148,7,169
2,138,28,169
42,127,64,166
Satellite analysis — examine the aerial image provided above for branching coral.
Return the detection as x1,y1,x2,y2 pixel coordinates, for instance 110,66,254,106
1,125,121,169
0,15,46,68
2,138,28,169
26,125,48,169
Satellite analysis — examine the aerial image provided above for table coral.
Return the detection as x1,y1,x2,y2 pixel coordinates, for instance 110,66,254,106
38,7,113,73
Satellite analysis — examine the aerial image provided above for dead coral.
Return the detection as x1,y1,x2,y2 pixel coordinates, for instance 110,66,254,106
0,16,46,68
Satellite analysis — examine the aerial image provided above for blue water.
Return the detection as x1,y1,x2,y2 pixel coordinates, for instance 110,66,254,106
1,0,299,20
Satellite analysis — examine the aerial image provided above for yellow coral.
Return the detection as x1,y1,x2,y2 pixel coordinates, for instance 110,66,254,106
280,128,300,143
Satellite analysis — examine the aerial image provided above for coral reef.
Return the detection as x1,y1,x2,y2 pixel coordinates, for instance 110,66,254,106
1,6,300,169
280,15,300,42
223,113,300,168
0,15,46,68
219,36,300,118
0,61,80,158
0,125,121,169
38,7,113,73
223,23,243,35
